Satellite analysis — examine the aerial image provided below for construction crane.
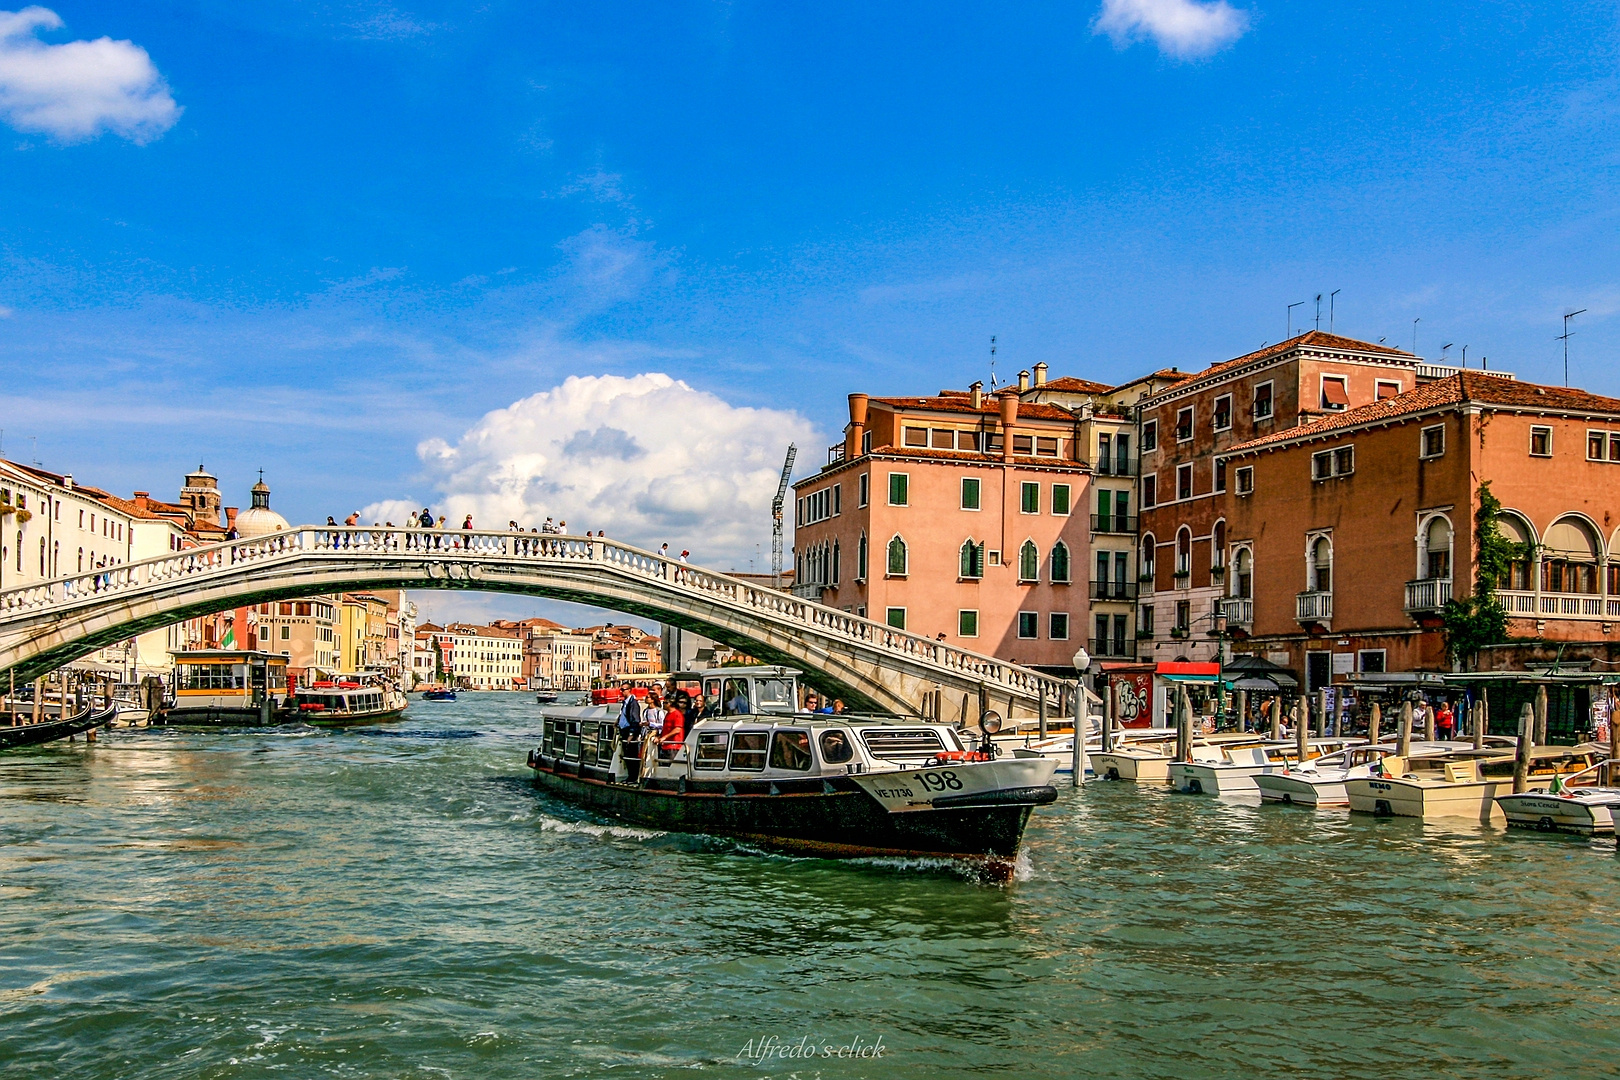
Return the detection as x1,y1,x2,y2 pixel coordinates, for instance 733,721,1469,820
771,444,798,590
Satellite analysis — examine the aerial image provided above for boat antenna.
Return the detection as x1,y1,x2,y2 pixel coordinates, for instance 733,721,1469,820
770,443,797,591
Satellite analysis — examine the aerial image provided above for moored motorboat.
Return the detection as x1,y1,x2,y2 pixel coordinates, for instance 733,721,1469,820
1347,745,1604,824
421,686,457,701
1256,743,1446,807
527,666,1058,878
1495,759,1620,835
1170,743,1292,796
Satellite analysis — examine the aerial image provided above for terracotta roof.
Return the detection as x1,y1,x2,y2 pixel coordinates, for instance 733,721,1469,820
1224,372,1620,455
868,395,1075,422
1037,376,1114,394
1149,332,1416,403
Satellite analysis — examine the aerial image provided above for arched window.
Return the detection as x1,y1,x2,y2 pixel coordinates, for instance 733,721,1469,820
1051,541,1071,584
1019,540,1039,582
1310,536,1333,592
1543,517,1600,594
1140,533,1156,580
831,540,840,584
1498,513,1534,591
1175,528,1191,576
887,535,908,577
1422,516,1452,580
1234,547,1252,598
857,532,868,580
959,539,984,579
1212,520,1227,570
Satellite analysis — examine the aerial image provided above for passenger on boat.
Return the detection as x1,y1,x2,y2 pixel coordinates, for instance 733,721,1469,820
1436,702,1456,740
643,694,666,737
618,694,644,782
659,700,687,760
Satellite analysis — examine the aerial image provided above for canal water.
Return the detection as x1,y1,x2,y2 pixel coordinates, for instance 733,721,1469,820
3,692,1618,1079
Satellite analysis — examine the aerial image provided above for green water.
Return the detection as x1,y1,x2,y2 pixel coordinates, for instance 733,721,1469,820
3,693,1618,1079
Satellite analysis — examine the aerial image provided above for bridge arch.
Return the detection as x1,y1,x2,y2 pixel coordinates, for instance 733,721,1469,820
0,528,1084,724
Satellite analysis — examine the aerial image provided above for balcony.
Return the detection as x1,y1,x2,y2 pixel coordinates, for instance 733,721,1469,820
1089,579,1140,602
1094,456,1139,477
1090,637,1137,659
1090,514,1138,535
1295,590,1333,624
1496,590,1618,620
1403,577,1452,615
1219,597,1254,629
826,442,846,466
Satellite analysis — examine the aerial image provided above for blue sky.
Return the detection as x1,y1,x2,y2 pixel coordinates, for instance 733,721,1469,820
2,1,1618,623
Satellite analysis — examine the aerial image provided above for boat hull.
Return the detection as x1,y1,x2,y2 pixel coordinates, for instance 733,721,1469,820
152,706,295,727
1170,762,1277,796
1494,792,1619,835
1255,772,1349,807
1346,776,1507,823
303,707,408,728
529,758,1052,876
1092,749,1171,782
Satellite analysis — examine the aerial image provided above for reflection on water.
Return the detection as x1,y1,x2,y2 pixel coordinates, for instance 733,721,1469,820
3,690,1620,1079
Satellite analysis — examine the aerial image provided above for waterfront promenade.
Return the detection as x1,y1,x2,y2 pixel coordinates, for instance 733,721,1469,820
3,692,1618,1079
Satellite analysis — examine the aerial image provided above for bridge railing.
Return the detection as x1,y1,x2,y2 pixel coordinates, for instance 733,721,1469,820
0,527,1075,705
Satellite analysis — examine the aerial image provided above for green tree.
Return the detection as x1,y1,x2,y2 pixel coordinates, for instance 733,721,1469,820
1441,481,1526,667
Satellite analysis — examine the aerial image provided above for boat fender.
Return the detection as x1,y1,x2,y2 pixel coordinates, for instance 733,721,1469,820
526,749,537,769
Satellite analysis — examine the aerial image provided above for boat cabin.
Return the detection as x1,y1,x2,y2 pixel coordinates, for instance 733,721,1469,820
170,650,290,710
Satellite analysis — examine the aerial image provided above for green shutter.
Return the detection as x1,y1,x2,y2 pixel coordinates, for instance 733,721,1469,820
1052,484,1070,515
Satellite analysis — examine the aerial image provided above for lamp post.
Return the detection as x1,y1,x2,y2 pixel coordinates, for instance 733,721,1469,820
1071,647,1090,787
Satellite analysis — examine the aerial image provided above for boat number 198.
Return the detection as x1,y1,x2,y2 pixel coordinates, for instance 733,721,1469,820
919,770,963,791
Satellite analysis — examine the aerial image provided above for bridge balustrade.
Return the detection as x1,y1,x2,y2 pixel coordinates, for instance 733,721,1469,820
0,527,1076,711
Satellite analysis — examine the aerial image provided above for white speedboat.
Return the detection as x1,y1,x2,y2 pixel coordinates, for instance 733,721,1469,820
1495,759,1620,835
1256,742,1455,807
1171,744,1291,796
1347,746,1604,824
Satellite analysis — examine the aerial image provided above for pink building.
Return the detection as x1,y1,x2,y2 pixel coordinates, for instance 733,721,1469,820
792,384,1093,668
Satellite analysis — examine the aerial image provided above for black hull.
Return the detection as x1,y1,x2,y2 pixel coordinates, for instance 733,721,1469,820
0,705,116,750
530,756,1039,877
305,707,408,728
152,706,297,728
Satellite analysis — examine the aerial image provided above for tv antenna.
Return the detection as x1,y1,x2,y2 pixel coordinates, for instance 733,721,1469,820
770,443,798,590
1287,301,1305,338
1314,294,1323,331
988,335,999,389
1558,309,1587,386
1411,317,1420,356
1442,343,1453,363
1329,290,1340,334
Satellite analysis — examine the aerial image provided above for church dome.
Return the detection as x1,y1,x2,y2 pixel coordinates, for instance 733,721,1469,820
235,475,290,538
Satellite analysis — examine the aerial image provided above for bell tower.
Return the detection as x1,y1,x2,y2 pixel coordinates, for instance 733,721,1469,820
181,465,222,528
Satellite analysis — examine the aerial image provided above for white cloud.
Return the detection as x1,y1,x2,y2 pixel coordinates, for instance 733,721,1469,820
0,7,180,143
1093,0,1250,61
365,373,820,569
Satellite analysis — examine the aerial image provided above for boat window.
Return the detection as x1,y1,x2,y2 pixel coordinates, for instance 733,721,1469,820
564,720,581,761
704,679,722,705
693,732,730,770
769,729,813,771
859,728,947,755
728,731,769,771
819,729,855,764
722,679,751,716
755,678,794,708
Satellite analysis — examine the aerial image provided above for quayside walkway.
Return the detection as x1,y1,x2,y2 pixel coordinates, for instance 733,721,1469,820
0,527,1086,721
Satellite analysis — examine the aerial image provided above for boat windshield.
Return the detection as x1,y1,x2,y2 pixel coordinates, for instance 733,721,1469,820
754,679,794,709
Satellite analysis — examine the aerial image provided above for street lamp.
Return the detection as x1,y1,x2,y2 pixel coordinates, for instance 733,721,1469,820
1070,647,1091,785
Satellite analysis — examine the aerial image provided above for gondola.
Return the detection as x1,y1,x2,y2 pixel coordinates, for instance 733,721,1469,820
0,703,118,751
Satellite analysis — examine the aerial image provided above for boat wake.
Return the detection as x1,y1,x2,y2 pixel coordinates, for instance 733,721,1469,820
533,813,666,842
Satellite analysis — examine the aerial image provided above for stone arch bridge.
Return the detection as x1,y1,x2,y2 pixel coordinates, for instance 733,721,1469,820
0,527,1086,723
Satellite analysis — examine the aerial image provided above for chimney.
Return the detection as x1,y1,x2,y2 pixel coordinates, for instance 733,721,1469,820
1033,362,1048,387
969,381,983,410
1018,369,1031,392
225,507,238,529
133,491,149,513
999,391,1020,462
846,393,869,459
62,474,73,490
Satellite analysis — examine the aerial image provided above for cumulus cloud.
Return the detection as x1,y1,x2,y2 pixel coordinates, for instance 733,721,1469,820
0,7,181,143
365,373,820,568
1093,0,1250,61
